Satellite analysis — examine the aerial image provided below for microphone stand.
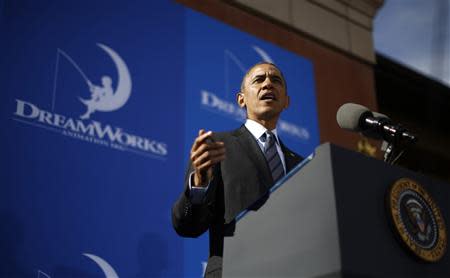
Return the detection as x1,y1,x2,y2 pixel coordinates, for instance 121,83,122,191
379,125,417,165
382,141,405,165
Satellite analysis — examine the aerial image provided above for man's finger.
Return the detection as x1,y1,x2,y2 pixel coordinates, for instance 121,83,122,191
191,129,210,152
196,154,226,171
192,145,226,166
190,142,225,161
193,148,226,167
191,130,213,152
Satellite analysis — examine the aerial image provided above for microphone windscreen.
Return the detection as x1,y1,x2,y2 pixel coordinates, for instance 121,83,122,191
336,103,371,131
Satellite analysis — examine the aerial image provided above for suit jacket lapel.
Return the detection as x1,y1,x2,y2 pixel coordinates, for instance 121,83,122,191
233,125,273,189
222,126,303,223
280,140,303,172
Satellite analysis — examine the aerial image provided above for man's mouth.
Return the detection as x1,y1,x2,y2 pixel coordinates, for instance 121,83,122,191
260,92,277,101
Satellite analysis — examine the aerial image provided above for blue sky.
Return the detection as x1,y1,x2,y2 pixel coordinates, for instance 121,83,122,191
374,0,450,85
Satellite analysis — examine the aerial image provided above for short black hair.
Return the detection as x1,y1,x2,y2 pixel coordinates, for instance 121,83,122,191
240,62,287,93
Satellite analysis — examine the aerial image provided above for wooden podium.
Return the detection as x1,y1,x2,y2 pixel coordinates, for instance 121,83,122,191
222,143,450,277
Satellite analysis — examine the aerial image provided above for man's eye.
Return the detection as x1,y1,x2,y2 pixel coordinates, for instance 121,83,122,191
272,78,282,83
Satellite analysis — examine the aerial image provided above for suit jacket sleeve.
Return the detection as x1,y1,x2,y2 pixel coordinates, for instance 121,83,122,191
172,162,222,238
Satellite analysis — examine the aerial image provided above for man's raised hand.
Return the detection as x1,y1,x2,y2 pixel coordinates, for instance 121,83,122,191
190,129,226,187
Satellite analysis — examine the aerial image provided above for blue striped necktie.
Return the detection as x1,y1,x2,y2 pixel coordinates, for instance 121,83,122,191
263,131,284,182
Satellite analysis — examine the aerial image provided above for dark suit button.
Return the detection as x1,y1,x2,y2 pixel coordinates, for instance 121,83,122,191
184,205,191,217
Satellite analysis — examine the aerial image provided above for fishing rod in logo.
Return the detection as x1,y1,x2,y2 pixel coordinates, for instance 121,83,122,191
52,43,132,119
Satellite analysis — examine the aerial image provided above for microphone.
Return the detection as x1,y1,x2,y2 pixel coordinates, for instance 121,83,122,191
336,103,417,144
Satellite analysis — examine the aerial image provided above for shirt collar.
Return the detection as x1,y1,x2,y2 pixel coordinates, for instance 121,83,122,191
244,119,280,144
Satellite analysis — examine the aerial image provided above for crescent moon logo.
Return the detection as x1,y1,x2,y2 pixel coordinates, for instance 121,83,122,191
83,253,119,278
79,43,132,119
252,45,274,63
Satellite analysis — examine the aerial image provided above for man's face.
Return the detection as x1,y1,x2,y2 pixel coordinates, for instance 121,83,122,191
238,64,289,122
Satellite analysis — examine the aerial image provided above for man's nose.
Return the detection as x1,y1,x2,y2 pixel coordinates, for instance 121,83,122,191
262,77,273,89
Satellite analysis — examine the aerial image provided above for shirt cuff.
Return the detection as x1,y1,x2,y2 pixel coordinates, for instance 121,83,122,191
188,171,210,204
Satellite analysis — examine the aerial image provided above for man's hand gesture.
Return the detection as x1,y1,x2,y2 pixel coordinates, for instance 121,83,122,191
190,129,226,187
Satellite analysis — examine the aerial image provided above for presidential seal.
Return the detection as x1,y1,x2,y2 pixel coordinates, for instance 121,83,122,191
387,178,447,262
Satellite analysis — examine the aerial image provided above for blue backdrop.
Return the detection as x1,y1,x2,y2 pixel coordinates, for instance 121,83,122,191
0,1,318,277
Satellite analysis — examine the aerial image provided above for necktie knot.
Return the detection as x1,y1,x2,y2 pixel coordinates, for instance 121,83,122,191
262,131,275,151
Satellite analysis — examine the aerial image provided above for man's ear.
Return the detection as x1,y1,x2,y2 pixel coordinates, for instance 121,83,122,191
284,95,290,109
237,92,246,108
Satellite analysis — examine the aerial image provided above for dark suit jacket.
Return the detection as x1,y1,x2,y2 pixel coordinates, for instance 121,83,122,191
172,125,303,276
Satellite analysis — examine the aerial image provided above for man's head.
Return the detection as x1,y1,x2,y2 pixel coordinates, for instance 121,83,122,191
237,62,289,129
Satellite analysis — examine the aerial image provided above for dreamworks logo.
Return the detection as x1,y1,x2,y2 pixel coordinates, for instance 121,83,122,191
75,44,132,120
12,43,167,159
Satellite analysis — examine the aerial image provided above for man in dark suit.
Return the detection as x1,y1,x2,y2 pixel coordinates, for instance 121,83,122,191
172,62,303,277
